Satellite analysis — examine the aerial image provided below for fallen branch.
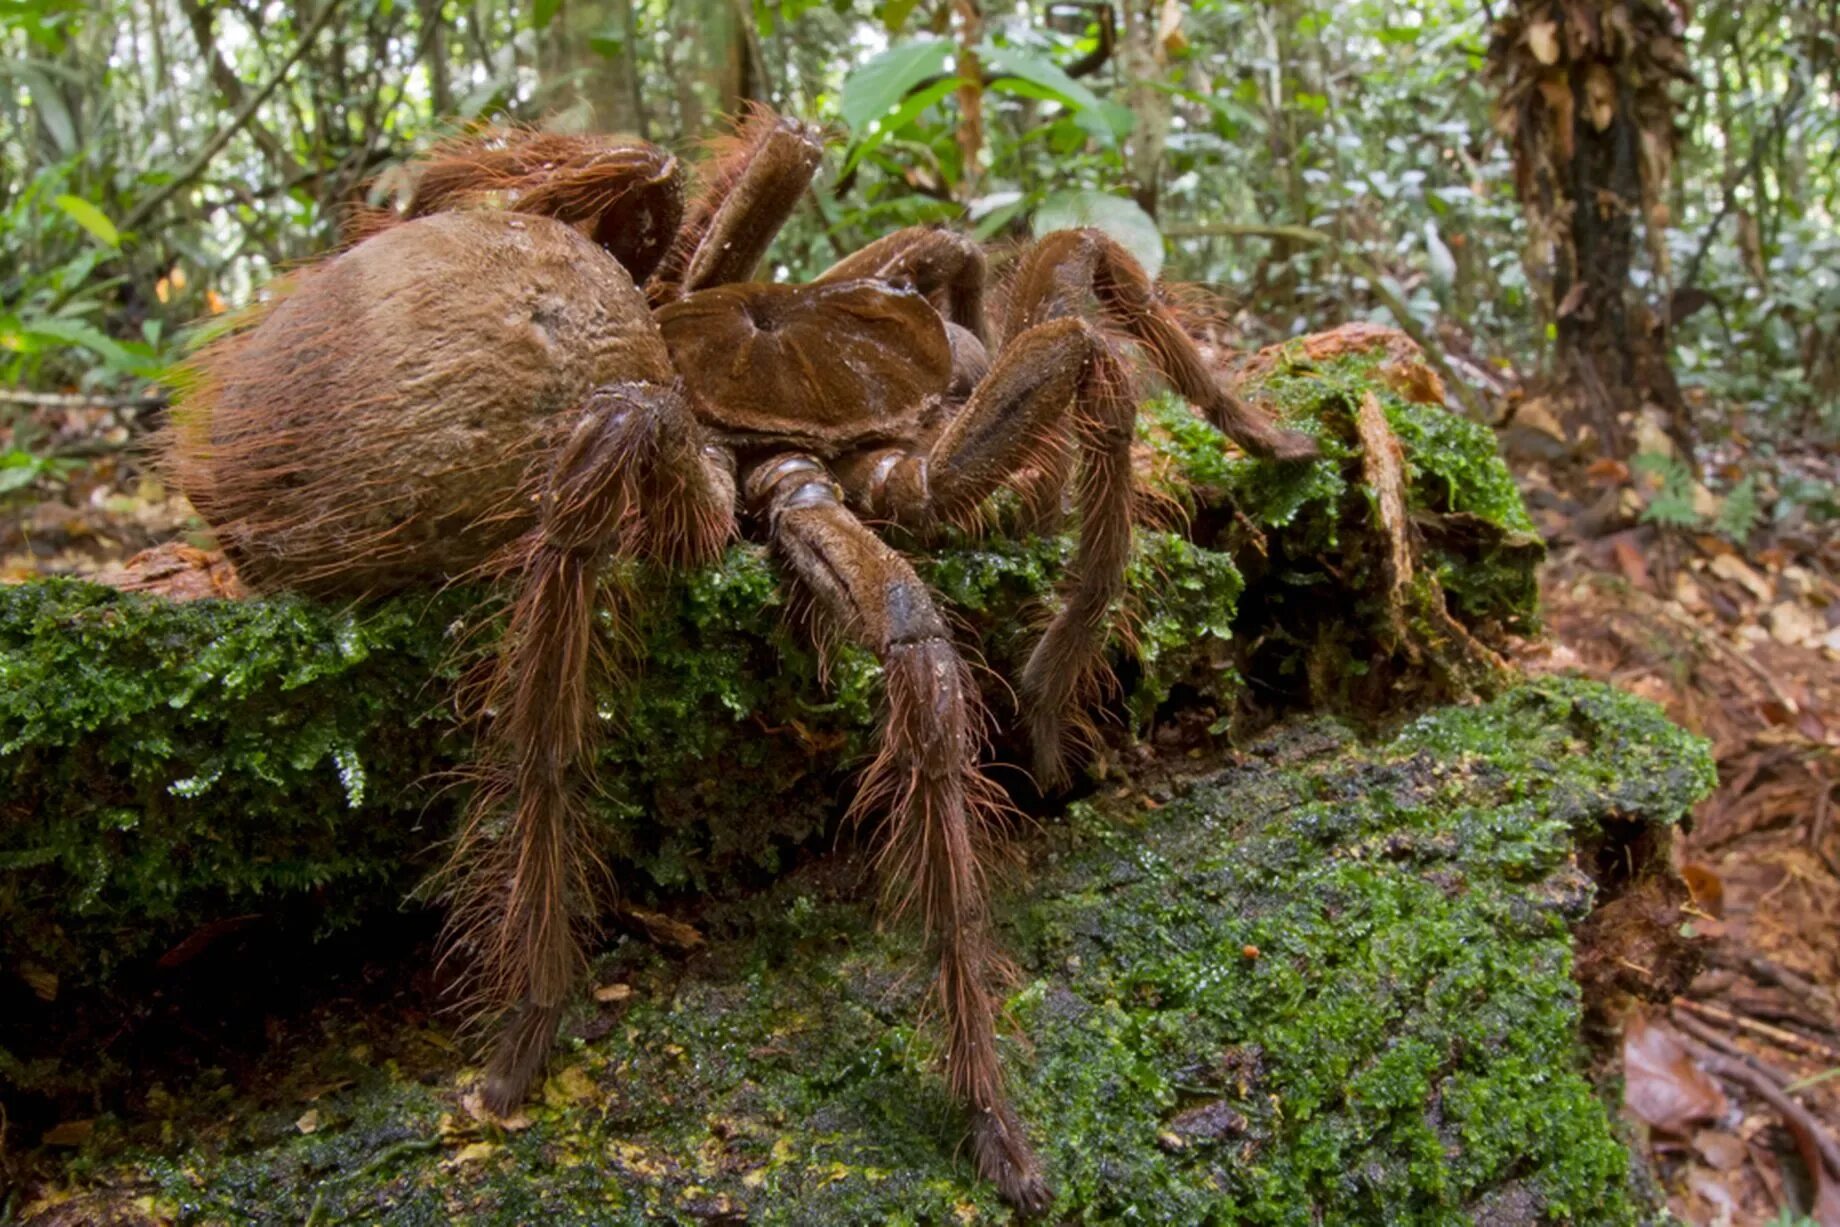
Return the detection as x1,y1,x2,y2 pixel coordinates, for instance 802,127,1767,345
1674,996,1840,1065
1,389,167,411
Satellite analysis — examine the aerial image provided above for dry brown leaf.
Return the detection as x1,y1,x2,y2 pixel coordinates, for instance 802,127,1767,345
1538,72,1576,162
1691,1128,1747,1171
1769,601,1820,648
1610,536,1653,593
19,961,58,1002
1584,63,1618,130
1586,456,1631,483
1680,862,1724,919
1624,1013,1729,1134
42,1119,95,1147
1709,554,1774,603
1527,19,1561,64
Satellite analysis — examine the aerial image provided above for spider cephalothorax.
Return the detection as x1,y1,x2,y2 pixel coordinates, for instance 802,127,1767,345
168,108,1315,1211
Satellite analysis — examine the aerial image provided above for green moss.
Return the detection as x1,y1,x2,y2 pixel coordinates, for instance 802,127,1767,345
36,679,1713,1224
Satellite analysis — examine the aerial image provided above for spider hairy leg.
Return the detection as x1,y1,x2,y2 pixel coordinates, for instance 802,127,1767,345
351,130,685,282
746,454,1052,1215
839,318,1133,791
649,107,824,302
445,381,736,1115
1008,229,1320,461
814,226,991,345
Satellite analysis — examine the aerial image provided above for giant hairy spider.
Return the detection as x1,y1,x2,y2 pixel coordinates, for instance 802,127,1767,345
168,108,1316,1210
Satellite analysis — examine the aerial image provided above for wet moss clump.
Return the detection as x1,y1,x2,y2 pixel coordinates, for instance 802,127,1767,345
1144,325,1545,708
21,679,1714,1225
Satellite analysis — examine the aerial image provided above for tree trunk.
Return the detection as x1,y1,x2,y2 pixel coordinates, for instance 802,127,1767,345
1489,0,1691,458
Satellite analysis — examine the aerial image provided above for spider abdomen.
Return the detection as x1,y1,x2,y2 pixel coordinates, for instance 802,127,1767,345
171,211,667,594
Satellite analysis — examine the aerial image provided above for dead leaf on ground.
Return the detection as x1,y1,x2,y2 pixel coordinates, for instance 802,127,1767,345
1624,1012,1730,1135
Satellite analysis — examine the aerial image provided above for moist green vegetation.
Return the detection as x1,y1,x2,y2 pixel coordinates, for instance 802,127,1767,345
26,679,1714,1225
1146,342,1545,685
1,329,1539,1090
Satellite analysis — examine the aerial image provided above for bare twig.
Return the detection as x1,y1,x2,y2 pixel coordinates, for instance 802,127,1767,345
120,0,344,235
1680,80,1807,293
1674,1006,1803,1088
1703,1047,1840,1182
1,389,167,411
1708,945,1840,1025
1675,996,1840,1064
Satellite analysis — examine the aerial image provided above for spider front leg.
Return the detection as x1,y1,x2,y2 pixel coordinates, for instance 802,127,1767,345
814,227,991,345
1008,228,1320,461
447,380,736,1114
356,130,686,282
838,317,1134,790
746,454,1052,1215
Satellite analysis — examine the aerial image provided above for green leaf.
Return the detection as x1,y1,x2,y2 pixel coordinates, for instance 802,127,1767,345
53,194,119,247
0,454,46,495
976,42,1101,112
1032,190,1165,279
840,76,964,175
529,0,561,29
839,38,951,134
16,65,76,154
880,0,920,33
22,317,153,375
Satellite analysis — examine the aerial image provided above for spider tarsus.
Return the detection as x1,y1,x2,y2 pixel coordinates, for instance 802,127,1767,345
973,1103,1054,1216
482,998,565,1114
1211,391,1322,462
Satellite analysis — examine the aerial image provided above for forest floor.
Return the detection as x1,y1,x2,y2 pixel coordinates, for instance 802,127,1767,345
4,385,1840,1224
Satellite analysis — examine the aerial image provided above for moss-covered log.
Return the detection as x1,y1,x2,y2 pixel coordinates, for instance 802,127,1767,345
1,324,1575,1164
15,679,1713,1225
0,328,1540,1013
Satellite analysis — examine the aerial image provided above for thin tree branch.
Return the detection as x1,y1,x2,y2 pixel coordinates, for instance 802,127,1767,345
120,0,343,236
1,389,167,410
1680,78,1806,293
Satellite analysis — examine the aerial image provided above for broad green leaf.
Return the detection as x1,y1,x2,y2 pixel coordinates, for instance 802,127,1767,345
17,65,76,153
976,42,1102,113
1032,190,1164,279
880,0,920,34
23,317,153,375
54,194,119,247
839,38,951,134
0,457,46,496
840,76,964,175
530,0,561,30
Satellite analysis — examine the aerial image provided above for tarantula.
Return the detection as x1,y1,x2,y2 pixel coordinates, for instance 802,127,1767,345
167,108,1315,1210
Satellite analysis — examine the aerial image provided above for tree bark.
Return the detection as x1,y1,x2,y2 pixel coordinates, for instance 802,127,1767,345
1489,1,1691,458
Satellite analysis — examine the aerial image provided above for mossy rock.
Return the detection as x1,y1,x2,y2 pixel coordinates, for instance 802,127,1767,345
1,327,1539,1094
15,679,1713,1225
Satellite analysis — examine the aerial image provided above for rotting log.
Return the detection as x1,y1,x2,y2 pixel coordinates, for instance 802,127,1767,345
11,680,1713,1224
0,327,1702,1223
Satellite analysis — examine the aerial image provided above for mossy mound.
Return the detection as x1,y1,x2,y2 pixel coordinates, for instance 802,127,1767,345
17,679,1713,1225
1,327,1538,1095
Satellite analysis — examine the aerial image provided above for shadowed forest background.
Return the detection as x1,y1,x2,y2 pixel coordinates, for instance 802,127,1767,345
3,0,1839,1222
